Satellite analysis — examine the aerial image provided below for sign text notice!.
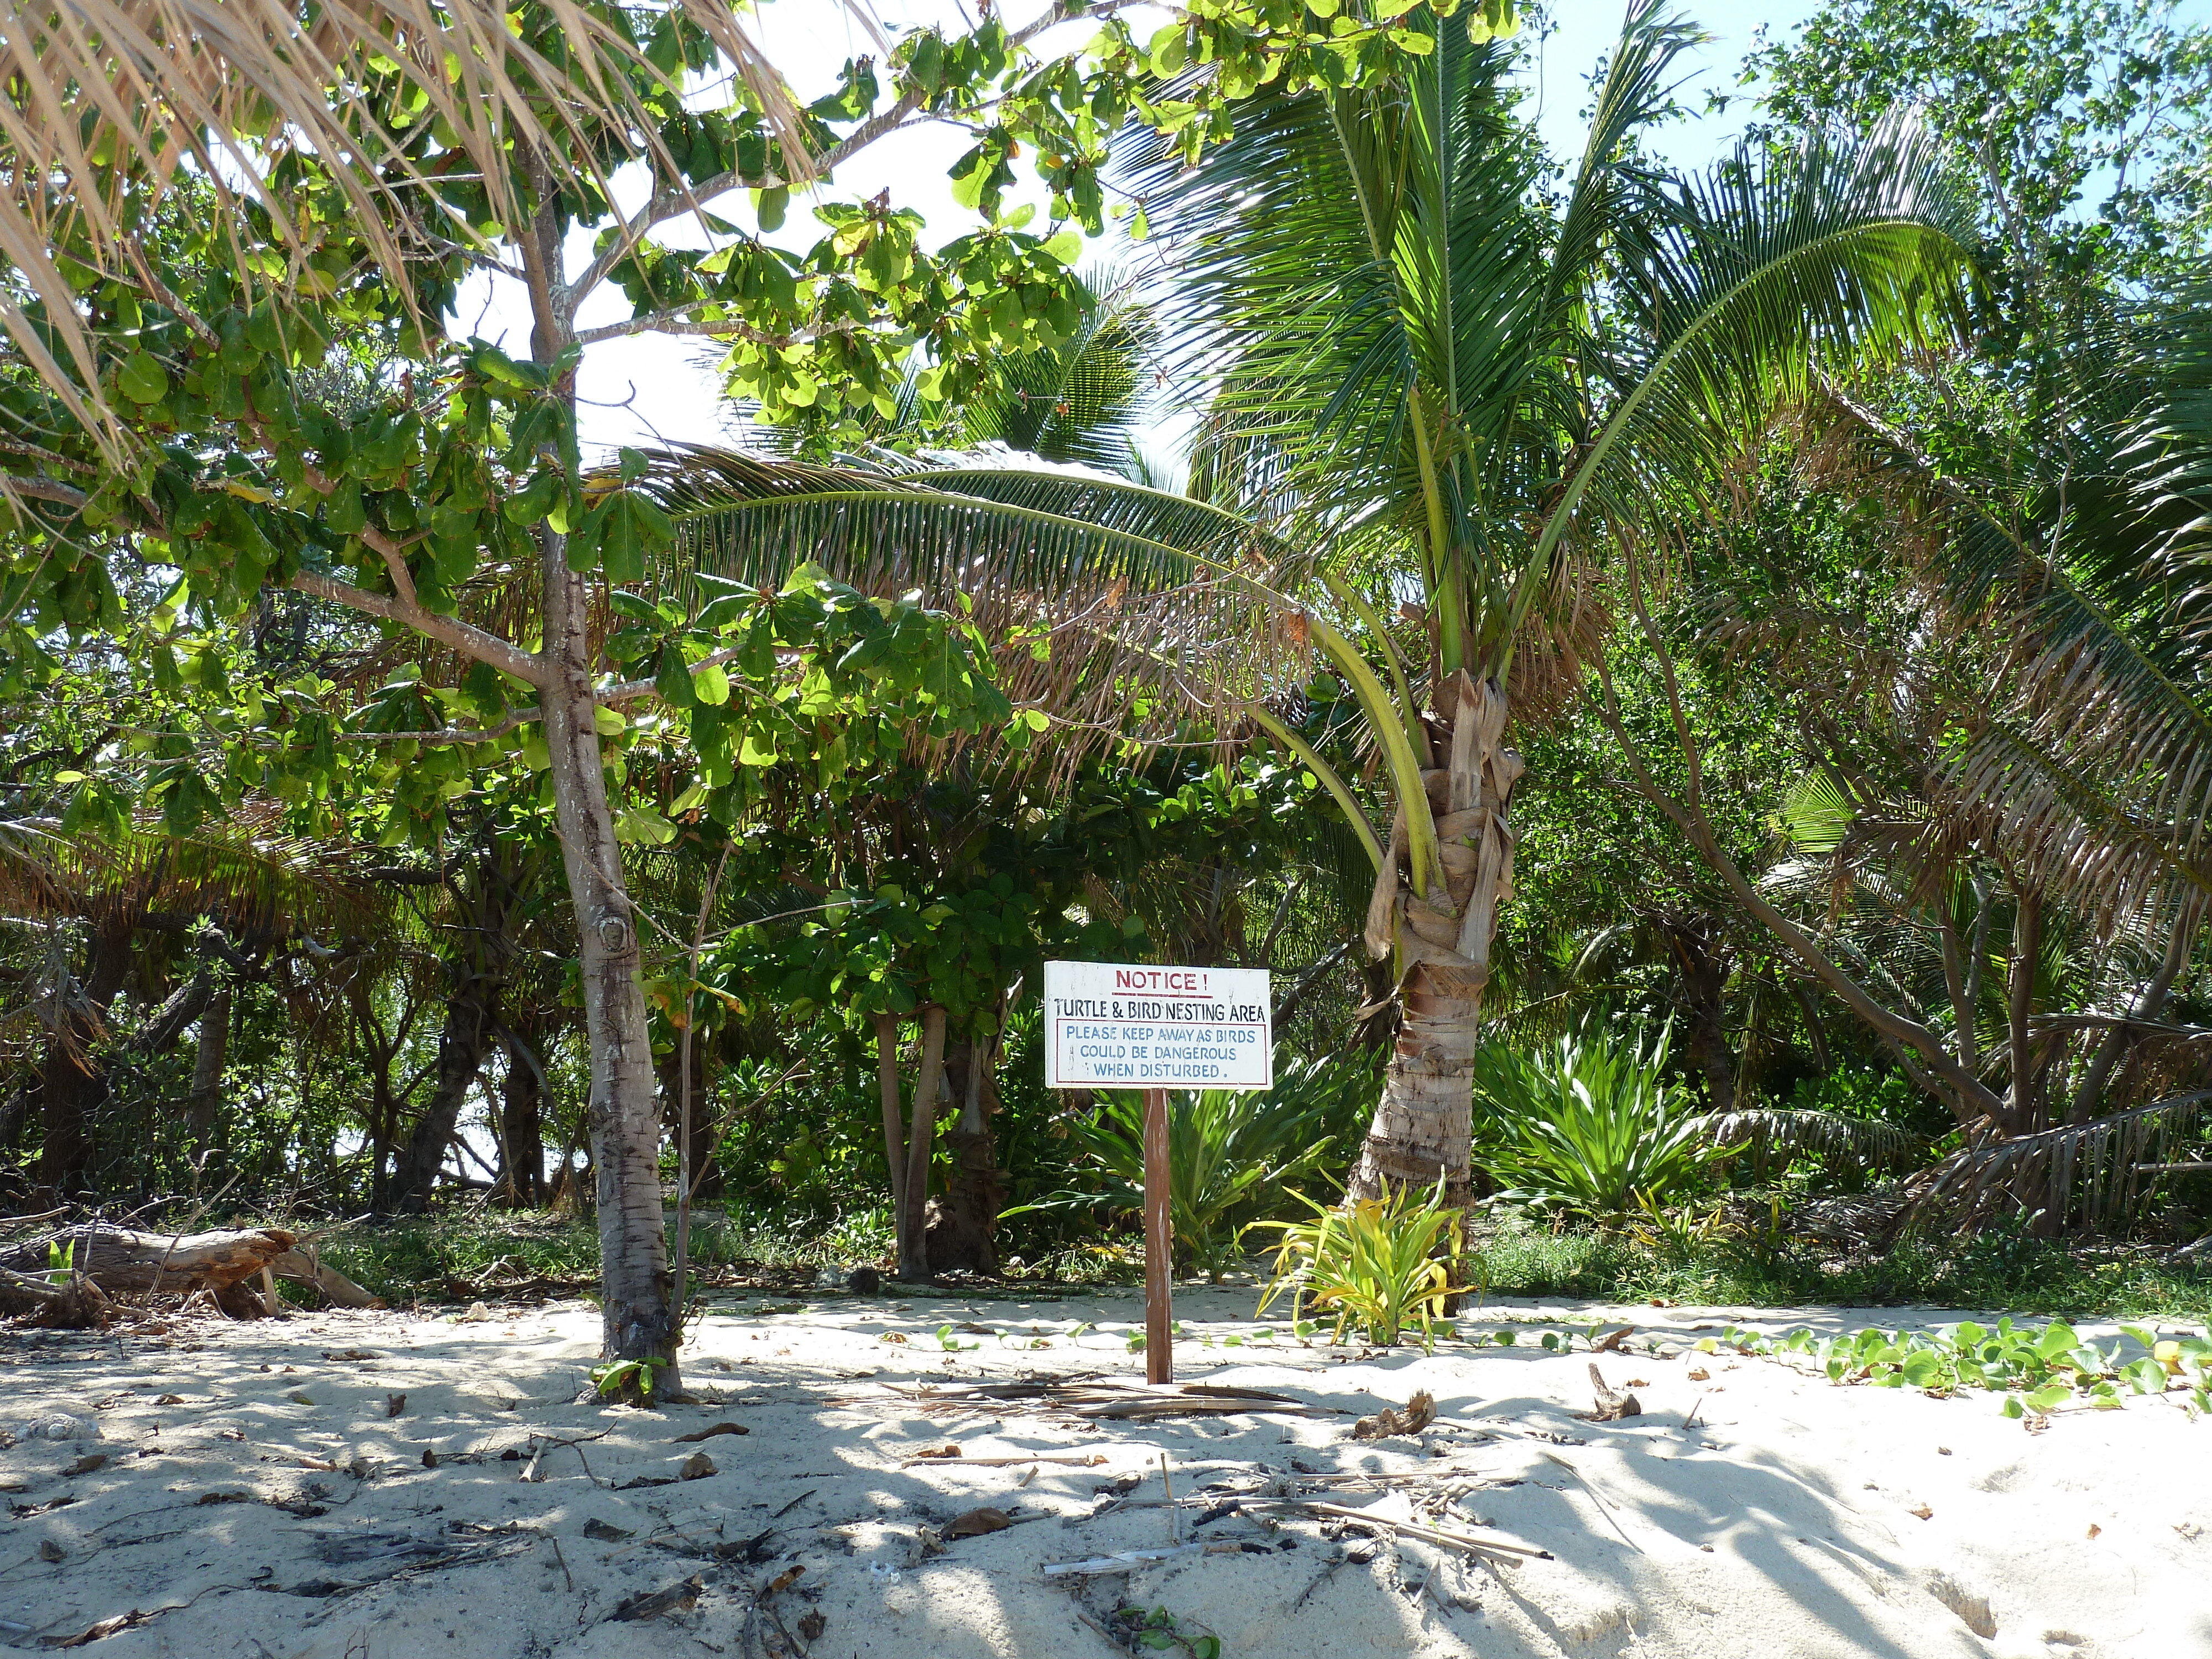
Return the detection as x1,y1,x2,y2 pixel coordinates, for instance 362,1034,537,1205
1042,960,1273,1092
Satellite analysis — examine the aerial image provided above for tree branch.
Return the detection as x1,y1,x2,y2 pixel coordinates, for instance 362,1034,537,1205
559,0,1141,312
289,570,548,688
571,310,863,349
1592,623,2003,1124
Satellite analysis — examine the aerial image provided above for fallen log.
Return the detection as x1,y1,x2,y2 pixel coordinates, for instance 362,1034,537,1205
0,1224,293,1293
270,1248,382,1308
0,1266,109,1325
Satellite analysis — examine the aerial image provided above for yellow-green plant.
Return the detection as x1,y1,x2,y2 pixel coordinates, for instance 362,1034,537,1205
1256,1175,1464,1351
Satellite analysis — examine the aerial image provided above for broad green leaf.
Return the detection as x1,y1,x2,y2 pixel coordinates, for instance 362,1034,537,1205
118,351,169,403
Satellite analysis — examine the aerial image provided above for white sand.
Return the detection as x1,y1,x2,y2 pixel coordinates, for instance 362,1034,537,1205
1,1287,2206,1658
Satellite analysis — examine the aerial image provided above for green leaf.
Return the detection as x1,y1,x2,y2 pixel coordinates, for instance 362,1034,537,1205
2036,1323,2080,1361
118,351,169,404
656,641,697,708
692,662,731,706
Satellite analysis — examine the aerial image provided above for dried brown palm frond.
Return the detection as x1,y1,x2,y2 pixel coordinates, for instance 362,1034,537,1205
1693,1106,1926,1171
1924,1089,2211,1231
0,810,389,943
0,0,825,446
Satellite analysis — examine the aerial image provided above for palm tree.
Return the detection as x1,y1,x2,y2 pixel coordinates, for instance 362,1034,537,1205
645,3,1976,1209
1113,1,1975,1200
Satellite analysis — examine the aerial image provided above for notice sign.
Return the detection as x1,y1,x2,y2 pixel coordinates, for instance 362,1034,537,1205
1042,960,1273,1091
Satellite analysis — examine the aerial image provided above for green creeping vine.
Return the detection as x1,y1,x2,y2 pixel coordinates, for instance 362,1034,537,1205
1713,1320,2212,1419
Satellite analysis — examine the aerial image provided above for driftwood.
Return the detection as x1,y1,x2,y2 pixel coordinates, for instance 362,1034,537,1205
0,1266,110,1323
0,1224,294,1292
0,1225,380,1307
270,1248,382,1308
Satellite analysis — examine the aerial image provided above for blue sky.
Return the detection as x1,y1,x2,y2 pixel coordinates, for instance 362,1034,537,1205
461,2,1822,454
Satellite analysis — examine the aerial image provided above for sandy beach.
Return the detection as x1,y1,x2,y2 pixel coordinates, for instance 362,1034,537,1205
2,1286,2205,1658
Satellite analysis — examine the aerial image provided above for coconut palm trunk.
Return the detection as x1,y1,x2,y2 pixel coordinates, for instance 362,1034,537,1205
1350,675,1520,1202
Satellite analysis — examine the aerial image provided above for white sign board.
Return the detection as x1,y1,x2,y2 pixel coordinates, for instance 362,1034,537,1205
1042,961,1273,1091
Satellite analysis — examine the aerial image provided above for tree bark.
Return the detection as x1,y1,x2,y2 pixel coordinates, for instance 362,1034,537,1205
524,166,677,1393
1665,922,1734,1112
928,1039,1003,1275
1349,674,1516,1206
187,984,231,1159
2005,888,2044,1134
898,1005,948,1281
498,1029,546,1207
543,551,676,1386
393,983,498,1212
875,1011,909,1256
36,919,133,1192
0,1223,293,1292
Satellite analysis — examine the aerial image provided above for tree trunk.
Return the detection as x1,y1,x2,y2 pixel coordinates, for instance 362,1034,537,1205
656,1041,719,1206
522,164,677,1391
928,1040,1003,1275
1665,924,1734,1112
898,1005,948,1281
187,984,231,1159
1348,674,1516,1207
36,920,133,1192
543,547,677,1389
393,984,498,1212
875,1011,910,1259
498,1030,546,1207
2005,888,2044,1134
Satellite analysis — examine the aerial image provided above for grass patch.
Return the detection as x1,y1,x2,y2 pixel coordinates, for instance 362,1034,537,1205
1470,1222,2212,1323
247,1203,2211,1326
308,1204,901,1302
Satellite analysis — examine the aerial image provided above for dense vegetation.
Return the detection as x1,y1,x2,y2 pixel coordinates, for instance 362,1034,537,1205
3,0,2210,1354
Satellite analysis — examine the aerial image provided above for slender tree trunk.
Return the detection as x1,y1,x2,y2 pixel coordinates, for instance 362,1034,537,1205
522,169,677,1392
928,1039,1003,1275
393,986,497,1212
899,1006,948,1281
498,1031,546,1207
187,984,231,1159
1349,674,1517,1206
1665,924,1734,1112
875,1011,909,1258
543,552,676,1385
2005,888,2044,1134
1938,880,1981,1076
36,921,132,1192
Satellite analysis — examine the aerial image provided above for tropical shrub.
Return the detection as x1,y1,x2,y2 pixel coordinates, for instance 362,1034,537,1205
1257,1174,1465,1350
1470,1024,1728,1220
1008,1053,1375,1280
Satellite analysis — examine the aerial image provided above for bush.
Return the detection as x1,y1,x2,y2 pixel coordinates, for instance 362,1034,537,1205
1470,1021,1727,1221
1257,1173,1464,1349
1006,1051,1378,1280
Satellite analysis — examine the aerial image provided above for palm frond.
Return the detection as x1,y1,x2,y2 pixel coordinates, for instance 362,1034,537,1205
0,0,821,442
1693,1106,1924,1171
1927,1090,2210,1229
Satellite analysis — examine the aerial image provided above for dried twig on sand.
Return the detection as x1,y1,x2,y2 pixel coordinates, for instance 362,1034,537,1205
871,1380,1341,1422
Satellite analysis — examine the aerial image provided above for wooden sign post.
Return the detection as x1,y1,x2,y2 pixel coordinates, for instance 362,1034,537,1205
1142,1086,1172,1383
1042,961,1273,1386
